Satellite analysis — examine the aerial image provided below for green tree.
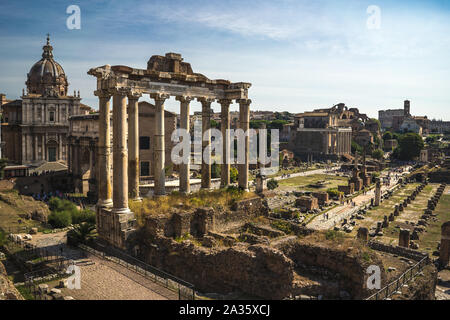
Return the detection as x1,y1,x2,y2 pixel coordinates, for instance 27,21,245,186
72,209,96,225
210,119,219,129
382,131,393,141
372,149,384,160
268,120,289,130
267,178,279,190
230,167,238,183
369,118,381,131
394,132,424,161
211,162,221,179
67,222,96,246
351,141,363,154
48,210,72,228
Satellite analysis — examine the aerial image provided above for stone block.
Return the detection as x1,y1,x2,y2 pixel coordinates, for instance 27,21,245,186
399,229,410,248
50,288,62,295
38,284,49,294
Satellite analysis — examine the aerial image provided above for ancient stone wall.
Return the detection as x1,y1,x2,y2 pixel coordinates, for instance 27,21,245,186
140,236,294,299
0,261,23,300
145,197,268,239
368,240,428,261
277,240,387,299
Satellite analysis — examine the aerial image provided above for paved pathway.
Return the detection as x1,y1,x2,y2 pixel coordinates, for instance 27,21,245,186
273,166,342,182
28,232,178,300
308,167,411,230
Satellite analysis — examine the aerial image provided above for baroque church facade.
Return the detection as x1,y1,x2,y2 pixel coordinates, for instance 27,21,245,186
1,35,89,166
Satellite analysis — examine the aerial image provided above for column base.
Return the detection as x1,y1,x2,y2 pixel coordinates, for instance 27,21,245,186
130,197,143,202
153,193,166,198
97,199,113,207
112,207,132,215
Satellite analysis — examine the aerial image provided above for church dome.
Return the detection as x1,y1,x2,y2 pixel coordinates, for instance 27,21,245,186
26,35,68,97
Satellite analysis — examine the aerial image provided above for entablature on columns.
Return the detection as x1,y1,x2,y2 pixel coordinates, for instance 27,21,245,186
88,55,251,101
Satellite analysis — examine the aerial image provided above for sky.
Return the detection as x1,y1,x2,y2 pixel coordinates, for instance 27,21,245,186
0,0,449,119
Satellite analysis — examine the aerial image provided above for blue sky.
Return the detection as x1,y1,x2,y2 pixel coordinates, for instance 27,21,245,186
0,0,449,119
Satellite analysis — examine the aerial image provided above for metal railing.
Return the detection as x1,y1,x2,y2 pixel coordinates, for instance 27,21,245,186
4,234,68,271
78,244,195,300
24,267,69,300
366,256,428,300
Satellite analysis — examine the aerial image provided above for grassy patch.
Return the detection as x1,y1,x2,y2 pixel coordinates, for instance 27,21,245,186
131,187,256,226
278,174,348,191
270,220,293,234
418,192,450,254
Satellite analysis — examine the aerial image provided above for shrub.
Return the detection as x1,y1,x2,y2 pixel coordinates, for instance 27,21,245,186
72,209,96,225
372,149,384,160
267,178,279,190
230,167,238,183
383,131,393,141
67,222,96,246
327,188,340,198
48,210,72,228
325,230,344,241
211,162,221,179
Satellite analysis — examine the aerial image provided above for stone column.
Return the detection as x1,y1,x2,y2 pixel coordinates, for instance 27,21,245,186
237,99,251,191
399,228,410,248
440,221,450,266
41,135,45,160
112,90,130,213
357,227,368,242
127,92,142,201
34,135,38,161
176,96,193,194
219,99,232,187
199,98,214,190
58,134,63,160
375,178,381,206
45,133,48,160
22,134,26,162
151,93,170,196
96,90,113,207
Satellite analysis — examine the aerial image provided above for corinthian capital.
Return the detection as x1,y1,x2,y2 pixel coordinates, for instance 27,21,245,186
150,93,170,102
236,98,252,106
94,89,111,99
127,91,142,100
176,95,194,103
197,97,215,106
218,99,232,106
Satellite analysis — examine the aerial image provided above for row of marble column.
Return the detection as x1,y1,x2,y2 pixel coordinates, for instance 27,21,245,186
96,89,251,215
325,131,352,155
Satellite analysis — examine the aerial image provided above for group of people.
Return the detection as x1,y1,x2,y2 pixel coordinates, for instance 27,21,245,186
32,190,65,203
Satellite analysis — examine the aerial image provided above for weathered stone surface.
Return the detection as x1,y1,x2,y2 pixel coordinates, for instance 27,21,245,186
357,227,368,242
440,221,450,267
399,229,410,248
0,262,23,300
